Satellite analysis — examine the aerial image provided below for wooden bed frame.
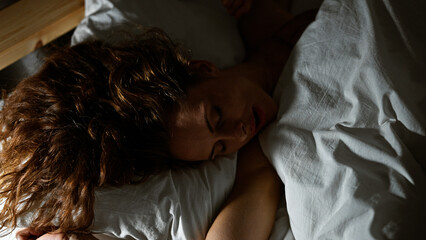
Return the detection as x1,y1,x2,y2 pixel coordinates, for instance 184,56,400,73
0,0,84,70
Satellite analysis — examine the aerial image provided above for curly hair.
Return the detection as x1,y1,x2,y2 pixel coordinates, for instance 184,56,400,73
0,28,197,234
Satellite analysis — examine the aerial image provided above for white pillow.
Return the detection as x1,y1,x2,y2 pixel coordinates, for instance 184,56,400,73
71,0,246,69
92,155,236,240
71,0,244,239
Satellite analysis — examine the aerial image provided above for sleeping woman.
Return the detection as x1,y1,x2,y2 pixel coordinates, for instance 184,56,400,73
0,0,316,239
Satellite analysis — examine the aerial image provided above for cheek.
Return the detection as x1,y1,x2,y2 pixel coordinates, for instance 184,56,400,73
217,83,248,106
259,91,278,124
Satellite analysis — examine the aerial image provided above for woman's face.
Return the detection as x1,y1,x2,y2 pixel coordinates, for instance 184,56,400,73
169,61,277,161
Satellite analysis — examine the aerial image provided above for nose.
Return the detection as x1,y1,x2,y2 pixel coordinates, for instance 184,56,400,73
218,120,249,142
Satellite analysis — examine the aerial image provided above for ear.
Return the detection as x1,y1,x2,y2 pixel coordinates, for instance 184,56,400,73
189,60,219,76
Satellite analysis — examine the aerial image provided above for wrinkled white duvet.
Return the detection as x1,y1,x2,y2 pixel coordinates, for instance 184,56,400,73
261,0,426,239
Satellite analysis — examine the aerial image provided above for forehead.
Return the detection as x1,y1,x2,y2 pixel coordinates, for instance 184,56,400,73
169,101,211,161
187,74,239,98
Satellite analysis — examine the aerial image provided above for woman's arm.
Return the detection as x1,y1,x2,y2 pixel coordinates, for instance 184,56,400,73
205,138,282,240
237,0,293,51
238,0,317,94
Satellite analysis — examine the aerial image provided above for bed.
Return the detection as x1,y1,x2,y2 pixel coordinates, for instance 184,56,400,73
1,0,425,239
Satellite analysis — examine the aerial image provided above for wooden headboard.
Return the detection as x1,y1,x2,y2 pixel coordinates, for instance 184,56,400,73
0,0,84,70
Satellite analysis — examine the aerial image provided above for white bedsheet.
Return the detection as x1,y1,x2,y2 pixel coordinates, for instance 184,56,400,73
260,0,426,239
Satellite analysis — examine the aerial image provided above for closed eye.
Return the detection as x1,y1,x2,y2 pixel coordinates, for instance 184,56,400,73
218,141,226,153
208,145,216,161
208,141,226,161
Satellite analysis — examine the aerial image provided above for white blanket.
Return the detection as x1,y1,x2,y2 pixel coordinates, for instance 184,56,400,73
260,0,426,239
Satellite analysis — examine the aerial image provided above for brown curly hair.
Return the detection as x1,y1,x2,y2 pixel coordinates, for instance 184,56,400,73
0,29,197,234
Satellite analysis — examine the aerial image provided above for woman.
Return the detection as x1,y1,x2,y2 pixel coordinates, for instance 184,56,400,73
1,0,315,239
